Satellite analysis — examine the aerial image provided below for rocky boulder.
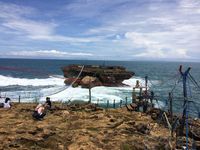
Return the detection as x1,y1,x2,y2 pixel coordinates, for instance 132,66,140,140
80,76,102,88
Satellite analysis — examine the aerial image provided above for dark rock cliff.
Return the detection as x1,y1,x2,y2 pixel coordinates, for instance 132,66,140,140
61,65,134,87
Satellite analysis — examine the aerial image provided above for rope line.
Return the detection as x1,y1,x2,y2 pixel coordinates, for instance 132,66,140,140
46,65,85,97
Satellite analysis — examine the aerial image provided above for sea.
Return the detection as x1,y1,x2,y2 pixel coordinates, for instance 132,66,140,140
0,58,200,117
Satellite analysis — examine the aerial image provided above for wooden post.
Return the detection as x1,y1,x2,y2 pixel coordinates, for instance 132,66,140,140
113,99,115,108
107,100,109,108
168,92,174,138
139,87,142,100
120,100,122,108
18,95,21,103
88,78,92,103
169,92,173,124
179,65,191,147
89,88,91,103
145,76,148,95
125,97,127,105
150,91,154,105
97,99,99,106
132,87,136,103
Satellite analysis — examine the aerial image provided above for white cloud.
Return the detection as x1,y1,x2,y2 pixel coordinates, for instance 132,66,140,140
134,49,189,59
2,19,56,37
0,0,200,61
65,0,132,19
0,1,35,19
0,2,101,43
124,31,191,59
6,50,93,58
178,0,200,14
29,35,101,43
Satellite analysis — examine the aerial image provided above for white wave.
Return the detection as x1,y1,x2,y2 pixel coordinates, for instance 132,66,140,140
122,76,147,87
39,86,133,103
1,76,160,104
123,76,160,88
154,100,165,109
0,75,65,86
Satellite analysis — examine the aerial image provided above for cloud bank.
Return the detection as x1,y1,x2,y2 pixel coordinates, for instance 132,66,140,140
0,0,199,61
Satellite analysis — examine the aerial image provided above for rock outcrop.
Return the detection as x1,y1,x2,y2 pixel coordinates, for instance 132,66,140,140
62,65,134,87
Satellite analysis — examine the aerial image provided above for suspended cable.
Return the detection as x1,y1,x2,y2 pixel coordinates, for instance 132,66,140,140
45,65,85,97
170,76,182,94
189,73,200,91
155,72,181,87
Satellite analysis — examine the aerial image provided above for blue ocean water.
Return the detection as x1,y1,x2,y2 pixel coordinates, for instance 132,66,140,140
0,58,200,116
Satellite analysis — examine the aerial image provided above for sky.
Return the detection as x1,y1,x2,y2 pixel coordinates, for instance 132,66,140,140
0,0,199,61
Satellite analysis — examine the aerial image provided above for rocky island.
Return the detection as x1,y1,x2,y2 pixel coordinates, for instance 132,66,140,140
61,65,134,87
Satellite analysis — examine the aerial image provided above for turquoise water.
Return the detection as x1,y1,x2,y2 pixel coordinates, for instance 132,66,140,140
0,58,200,117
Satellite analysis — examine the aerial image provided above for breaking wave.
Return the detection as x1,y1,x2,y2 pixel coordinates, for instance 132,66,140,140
0,75,65,86
0,75,163,107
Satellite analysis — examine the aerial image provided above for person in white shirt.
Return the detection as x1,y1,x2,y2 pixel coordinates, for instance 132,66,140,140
4,97,11,108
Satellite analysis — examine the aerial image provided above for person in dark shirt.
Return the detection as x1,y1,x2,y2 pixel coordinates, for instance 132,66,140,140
45,97,52,109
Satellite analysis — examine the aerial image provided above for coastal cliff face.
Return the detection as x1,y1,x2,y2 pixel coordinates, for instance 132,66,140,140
0,103,173,150
61,65,134,87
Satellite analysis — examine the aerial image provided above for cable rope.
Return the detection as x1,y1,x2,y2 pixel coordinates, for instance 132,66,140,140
3,65,85,101
185,102,189,150
155,72,181,87
44,65,85,98
189,73,200,91
187,78,192,98
170,76,182,94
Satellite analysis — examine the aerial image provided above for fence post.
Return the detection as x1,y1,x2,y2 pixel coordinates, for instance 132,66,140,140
97,99,99,106
113,99,115,108
132,87,136,103
169,92,173,124
89,88,91,103
169,92,174,137
107,100,109,108
18,95,21,103
120,100,122,108
139,88,142,99
125,97,128,105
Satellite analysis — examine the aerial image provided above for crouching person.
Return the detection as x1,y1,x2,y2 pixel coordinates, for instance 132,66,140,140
32,104,46,120
4,97,12,109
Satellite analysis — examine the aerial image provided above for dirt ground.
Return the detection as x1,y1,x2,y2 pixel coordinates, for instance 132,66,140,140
0,102,174,150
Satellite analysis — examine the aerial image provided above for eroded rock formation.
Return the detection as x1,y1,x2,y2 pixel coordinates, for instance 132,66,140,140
62,65,134,87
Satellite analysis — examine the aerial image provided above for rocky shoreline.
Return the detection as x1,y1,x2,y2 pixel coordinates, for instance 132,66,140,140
0,102,199,150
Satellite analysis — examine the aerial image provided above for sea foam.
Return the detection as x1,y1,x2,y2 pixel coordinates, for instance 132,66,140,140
0,75,159,105
0,75,65,86
39,76,147,103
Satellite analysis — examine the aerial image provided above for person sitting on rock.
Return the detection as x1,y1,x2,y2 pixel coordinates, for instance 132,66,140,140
4,97,11,109
32,104,46,120
45,97,52,109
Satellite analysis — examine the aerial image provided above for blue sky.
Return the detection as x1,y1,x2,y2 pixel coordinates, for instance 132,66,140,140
0,0,199,61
